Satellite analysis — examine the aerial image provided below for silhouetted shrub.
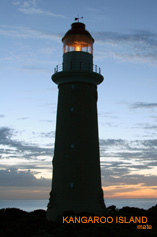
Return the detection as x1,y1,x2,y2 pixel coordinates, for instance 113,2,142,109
0,207,156,236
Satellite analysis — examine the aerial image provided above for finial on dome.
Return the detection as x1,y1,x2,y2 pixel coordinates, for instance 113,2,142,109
74,15,83,22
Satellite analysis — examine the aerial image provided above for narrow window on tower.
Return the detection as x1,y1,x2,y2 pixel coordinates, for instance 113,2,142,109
70,144,75,149
72,85,75,89
70,183,74,189
70,107,74,112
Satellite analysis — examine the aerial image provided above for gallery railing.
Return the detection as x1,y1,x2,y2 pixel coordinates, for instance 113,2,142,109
54,61,101,74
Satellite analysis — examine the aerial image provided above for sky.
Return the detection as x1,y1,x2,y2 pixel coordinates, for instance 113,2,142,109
0,0,157,201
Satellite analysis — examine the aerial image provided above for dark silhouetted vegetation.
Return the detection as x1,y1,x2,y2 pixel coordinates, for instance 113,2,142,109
0,205,156,236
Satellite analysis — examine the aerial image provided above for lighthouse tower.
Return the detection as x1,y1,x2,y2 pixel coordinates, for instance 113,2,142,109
47,22,105,221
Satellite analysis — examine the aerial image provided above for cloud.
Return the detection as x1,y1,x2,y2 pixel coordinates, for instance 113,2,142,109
39,120,53,123
18,7,65,18
94,30,157,66
0,127,157,196
40,131,55,138
100,138,157,187
100,138,157,159
0,127,14,146
14,0,66,18
130,102,157,109
0,25,61,41
0,168,51,187
0,115,5,118
100,138,127,148
1,127,157,163
0,127,54,160
142,139,157,147
98,112,118,119
131,123,157,131
101,167,157,187
143,125,157,130
18,117,29,120
12,0,20,5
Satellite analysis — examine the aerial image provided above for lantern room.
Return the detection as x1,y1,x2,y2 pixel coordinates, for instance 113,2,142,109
62,22,94,54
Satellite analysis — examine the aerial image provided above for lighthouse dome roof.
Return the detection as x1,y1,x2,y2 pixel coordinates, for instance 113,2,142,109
62,22,94,43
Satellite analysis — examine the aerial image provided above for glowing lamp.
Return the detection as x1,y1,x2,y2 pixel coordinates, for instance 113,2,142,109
62,22,94,54
75,44,81,51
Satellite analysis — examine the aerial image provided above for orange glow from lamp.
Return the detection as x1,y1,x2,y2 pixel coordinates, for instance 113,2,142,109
75,45,81,51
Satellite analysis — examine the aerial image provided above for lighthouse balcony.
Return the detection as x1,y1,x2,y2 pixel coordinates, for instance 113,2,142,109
54,61,101,74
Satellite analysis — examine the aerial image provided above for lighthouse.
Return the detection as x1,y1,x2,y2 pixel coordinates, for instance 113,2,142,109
47,21,105,221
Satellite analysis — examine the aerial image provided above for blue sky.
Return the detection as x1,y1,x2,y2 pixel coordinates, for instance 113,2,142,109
0,0,157,200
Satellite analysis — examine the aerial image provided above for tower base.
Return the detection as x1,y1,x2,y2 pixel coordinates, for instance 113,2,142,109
46,188,106,221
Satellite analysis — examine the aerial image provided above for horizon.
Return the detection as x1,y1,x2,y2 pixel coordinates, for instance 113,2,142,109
1,197,157,201
1,198,156,213
0,0,157,200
